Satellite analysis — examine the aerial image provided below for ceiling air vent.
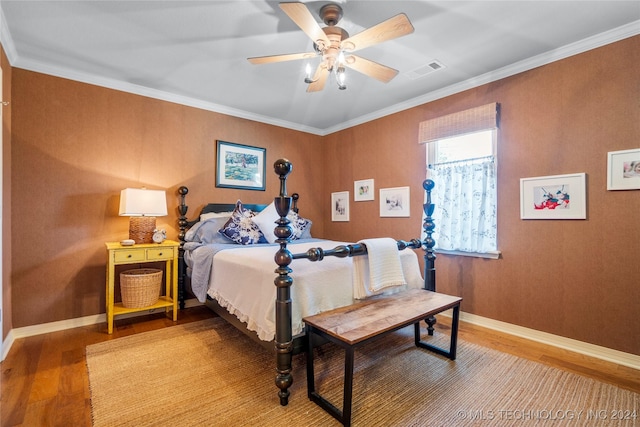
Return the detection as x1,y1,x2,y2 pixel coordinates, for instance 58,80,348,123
406,60,446,80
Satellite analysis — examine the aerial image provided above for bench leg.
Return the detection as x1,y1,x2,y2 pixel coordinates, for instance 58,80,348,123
342,347,355,427
306,324,316,399
450,304,460,359
306,326,354,426
414,304,460,361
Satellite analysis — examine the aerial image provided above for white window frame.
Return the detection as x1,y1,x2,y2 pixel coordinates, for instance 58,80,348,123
426,130,500,259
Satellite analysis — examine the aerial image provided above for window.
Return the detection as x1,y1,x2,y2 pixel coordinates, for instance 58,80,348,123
429,130,493,164
419,103,500,258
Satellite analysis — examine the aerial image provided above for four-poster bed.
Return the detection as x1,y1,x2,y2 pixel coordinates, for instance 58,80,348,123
177,158,447,409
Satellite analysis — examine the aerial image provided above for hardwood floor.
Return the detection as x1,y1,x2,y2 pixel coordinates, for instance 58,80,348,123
2,306,638,427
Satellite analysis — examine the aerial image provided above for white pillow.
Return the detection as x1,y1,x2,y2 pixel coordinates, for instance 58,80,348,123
200,211,233,222
253,202,312,243
252,202,280,243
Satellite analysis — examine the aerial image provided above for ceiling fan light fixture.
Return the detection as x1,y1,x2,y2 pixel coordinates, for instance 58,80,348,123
336,65,347,90
304,63,315,83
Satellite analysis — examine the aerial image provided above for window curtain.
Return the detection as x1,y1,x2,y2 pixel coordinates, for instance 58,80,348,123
429,157,497,252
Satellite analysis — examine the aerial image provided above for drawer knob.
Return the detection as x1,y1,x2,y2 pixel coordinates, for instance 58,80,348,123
127,254,132,258
159,252,163,256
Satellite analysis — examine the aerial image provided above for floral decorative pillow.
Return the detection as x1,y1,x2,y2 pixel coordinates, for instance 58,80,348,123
288,210,312,240
298,220,313,239
219,200,267,245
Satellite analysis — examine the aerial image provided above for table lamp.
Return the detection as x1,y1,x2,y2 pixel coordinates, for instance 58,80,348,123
119,188,168,244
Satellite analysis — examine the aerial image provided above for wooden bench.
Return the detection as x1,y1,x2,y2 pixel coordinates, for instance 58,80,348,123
303,289,462,427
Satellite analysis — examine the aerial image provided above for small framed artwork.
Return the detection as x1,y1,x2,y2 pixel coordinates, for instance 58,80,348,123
331,191,350,221
607,148,640,190
354,179,375,201
216,140,266,191
520,173,586,219
380,186,410,217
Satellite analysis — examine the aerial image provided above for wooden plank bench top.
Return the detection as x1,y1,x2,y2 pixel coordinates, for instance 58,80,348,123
303,288,462,345
303,289,462,427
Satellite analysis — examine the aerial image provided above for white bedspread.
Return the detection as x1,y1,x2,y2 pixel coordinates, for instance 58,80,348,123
203,240,424,341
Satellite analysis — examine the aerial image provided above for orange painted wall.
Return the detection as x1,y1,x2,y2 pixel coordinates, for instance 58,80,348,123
10,70,323,327
7,36,639,355
2,45,12,339
321,36,640,355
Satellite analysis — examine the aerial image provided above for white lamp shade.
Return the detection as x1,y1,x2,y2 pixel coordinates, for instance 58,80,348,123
119,188,168,217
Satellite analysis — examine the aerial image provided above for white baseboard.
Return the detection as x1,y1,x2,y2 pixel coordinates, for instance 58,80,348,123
439,310,640,370
3,303,638,371
2,314,106,361
2,329,15,361
1,299,204,361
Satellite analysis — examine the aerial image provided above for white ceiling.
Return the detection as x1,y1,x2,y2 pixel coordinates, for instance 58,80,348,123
1,1,638,135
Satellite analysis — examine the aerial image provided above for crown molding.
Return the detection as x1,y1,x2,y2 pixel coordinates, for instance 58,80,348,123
0,15,637,136
0,5,18,64
322,20,640,135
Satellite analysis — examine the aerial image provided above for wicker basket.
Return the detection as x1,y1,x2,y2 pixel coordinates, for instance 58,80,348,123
120,268,162,308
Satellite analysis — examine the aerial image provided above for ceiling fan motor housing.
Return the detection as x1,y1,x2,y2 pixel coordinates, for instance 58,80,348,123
313,26,348,71
319,3,343,26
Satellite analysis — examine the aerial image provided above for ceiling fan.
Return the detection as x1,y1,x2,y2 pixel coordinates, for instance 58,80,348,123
248,2,414,92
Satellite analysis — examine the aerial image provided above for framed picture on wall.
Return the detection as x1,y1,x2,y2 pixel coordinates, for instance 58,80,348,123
520,173,586,219
354,179,375,201
607,148,640,190
379,186,410,217
331,191,350,221
215,140,266,190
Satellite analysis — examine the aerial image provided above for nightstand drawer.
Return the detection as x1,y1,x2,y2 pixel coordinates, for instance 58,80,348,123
146,247,174,261
113,250,146,263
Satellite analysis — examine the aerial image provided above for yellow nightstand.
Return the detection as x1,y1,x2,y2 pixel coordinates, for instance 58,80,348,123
105,240,180,334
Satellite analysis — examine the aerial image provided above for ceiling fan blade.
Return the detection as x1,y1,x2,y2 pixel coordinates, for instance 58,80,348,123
307,65,329,92
280,2,331,49
341,13,414,52
344,55,399,83
248,52,317,65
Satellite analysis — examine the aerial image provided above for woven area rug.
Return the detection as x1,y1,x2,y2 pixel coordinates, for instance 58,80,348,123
86,318,639,426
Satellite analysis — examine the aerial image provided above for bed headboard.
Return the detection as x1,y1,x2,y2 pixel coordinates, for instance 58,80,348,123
196,196,299,217
193,202,268,226
176,188,299,239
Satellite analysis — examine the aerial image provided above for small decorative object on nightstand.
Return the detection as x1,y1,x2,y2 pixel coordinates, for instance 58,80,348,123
152,228,167,244
105,240,179,334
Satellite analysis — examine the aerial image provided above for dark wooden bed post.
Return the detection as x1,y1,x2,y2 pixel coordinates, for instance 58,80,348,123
177,186,189,310
422,179,437,335
273,158,294,406
423,179,436,291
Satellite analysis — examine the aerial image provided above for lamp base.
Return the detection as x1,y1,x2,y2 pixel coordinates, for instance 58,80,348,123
129,217,156,244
